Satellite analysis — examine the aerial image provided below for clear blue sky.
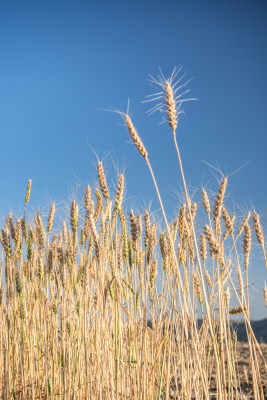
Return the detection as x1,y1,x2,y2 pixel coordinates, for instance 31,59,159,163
0,0,267,319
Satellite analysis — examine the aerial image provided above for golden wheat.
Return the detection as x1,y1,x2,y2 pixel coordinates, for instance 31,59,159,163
0,70,266,400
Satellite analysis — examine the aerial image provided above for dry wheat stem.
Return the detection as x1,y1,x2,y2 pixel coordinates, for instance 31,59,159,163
263,286,267,309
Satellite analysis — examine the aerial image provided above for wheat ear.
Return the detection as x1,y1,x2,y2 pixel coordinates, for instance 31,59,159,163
97,162,110,200
125,115,148,161
47,203,56,234
253,212,267,270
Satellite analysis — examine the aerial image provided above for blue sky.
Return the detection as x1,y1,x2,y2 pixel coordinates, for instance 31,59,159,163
0,0,267,319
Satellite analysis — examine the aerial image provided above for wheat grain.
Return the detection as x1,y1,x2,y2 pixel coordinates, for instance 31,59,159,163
144,210,150,248
165,81,178,131
94,189,102,221
150,259,157,287
204,269,212,287
47,203,56,234
213,177,227,223
25,179,32,206
84,185,91,210
2,228,12,260
193,272,203,305
205,225,220,259
114,174,124,212
200,233,207,263
222,206,234,235
202,189,211,215
243,224,251,270
62,220,67,245
159,233,168,271
229,306,245,315
97,162,110,200
253,212,264,250
125,115,148,161
130,210,138,250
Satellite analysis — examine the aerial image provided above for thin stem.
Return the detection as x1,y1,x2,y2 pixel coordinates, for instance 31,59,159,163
172,129,223,396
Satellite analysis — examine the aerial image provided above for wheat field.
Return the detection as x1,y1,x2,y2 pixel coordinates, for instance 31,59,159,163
0,69,267,399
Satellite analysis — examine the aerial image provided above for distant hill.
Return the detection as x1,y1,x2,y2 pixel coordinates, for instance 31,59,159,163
230,318,267,343
147,318,267,343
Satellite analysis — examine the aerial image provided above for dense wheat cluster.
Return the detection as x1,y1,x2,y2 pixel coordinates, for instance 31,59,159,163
0,70,267,399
